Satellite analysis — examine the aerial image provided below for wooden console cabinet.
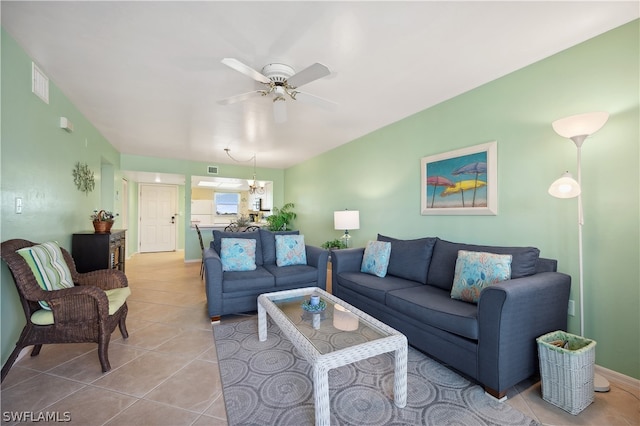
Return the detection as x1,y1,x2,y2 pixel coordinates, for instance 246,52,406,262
72,229,126,273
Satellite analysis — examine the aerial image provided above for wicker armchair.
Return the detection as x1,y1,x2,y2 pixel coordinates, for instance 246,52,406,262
0,239,129,382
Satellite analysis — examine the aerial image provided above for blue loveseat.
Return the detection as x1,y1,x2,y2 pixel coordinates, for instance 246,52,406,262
204,229,329,321
331,235,571,399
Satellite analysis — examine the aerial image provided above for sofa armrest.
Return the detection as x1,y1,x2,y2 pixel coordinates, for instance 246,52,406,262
305,245,327,269
203,247,223,318
306,245,329,290
477,271,571,395
330,248,365,274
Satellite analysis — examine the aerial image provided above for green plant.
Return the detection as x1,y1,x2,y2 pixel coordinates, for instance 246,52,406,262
266,203,297,231
321,239,347,250
90,210,118,222
236,214,251,227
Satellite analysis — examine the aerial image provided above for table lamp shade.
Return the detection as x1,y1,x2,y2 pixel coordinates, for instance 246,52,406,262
334,210,360,230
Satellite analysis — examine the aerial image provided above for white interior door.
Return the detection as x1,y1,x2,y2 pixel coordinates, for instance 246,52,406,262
139,184,177,253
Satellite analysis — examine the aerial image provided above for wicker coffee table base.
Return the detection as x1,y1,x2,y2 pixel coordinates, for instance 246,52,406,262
258,287,407,426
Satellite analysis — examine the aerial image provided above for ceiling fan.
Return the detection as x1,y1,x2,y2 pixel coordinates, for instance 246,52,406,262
218,58,336,123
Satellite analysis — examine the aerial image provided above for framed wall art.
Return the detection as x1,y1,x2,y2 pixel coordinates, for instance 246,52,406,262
421,141,497,215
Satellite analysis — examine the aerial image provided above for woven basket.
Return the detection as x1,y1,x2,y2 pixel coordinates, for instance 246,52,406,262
536,330,596,415
93,219,113,234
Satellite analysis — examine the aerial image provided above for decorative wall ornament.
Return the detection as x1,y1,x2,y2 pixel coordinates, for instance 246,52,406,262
421,141,498,215
72,162,95,195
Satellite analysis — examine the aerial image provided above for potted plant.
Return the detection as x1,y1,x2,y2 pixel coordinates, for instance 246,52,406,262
266,203,296,231
236,214,251,227
91,210,118,233
321,239,347,250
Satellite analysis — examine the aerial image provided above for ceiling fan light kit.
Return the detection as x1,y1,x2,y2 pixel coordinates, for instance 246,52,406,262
219,58,335,123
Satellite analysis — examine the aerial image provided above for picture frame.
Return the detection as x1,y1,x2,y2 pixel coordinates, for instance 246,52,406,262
421,141,497,215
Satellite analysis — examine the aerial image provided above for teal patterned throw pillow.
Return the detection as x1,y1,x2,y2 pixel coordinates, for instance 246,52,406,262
450,250,512,303
221,238,257,272
275,234,307,267
360,240,392,278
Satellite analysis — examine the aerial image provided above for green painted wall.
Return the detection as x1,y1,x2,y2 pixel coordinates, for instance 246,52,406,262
1,30,124,365
286,21,639,379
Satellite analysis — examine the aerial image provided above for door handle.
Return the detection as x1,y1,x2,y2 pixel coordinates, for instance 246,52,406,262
171,215,175,224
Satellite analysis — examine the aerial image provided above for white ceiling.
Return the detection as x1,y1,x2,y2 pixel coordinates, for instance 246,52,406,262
2,1,637,171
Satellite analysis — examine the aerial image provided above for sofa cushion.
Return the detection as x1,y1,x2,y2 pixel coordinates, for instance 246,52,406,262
337,271,422,304
386,285,480,340
275,234,307,266
361,241,391,277
427,239,540,291
377,234,437,283
221,238,257,272
222,266,275,293
260,229,300,265
17,241,75,310
263,263,319,287
213,230,263,266
450,250,512,303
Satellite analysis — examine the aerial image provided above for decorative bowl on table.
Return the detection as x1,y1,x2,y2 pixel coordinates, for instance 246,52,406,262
301,299,326,313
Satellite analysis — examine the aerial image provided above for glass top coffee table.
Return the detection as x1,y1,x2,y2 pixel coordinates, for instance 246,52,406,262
257,286,407,426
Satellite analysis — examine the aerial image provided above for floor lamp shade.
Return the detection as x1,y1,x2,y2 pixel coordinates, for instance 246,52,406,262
548,172,581,199
551,112,609,145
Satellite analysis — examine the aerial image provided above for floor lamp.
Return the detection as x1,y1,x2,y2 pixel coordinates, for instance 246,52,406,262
548,111,610,393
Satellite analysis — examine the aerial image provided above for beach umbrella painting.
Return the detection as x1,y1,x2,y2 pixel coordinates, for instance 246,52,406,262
452,162,487,206
426,176,454,208
441,180,487,207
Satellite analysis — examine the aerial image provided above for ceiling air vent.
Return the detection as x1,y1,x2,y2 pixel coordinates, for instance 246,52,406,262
32,62,49,104
207,165,219,175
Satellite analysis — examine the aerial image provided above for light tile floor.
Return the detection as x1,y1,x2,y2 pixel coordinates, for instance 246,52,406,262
1,251,638,425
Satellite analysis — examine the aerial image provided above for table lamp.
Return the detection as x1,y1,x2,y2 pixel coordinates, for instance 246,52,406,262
334,210,360,248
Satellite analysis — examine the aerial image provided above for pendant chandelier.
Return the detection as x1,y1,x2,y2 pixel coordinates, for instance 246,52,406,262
224,149,265,195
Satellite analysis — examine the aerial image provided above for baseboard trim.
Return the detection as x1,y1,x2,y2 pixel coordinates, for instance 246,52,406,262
595,364,640,391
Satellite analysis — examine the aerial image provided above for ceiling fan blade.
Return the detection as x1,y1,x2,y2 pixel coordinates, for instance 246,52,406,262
218,91,261,105
286,63,330,88
293,91,338,111
221,58,271,84
273,100,287,123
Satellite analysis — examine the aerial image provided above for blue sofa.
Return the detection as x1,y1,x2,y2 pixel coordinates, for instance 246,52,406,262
331,235,571,399
204,229,329,321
